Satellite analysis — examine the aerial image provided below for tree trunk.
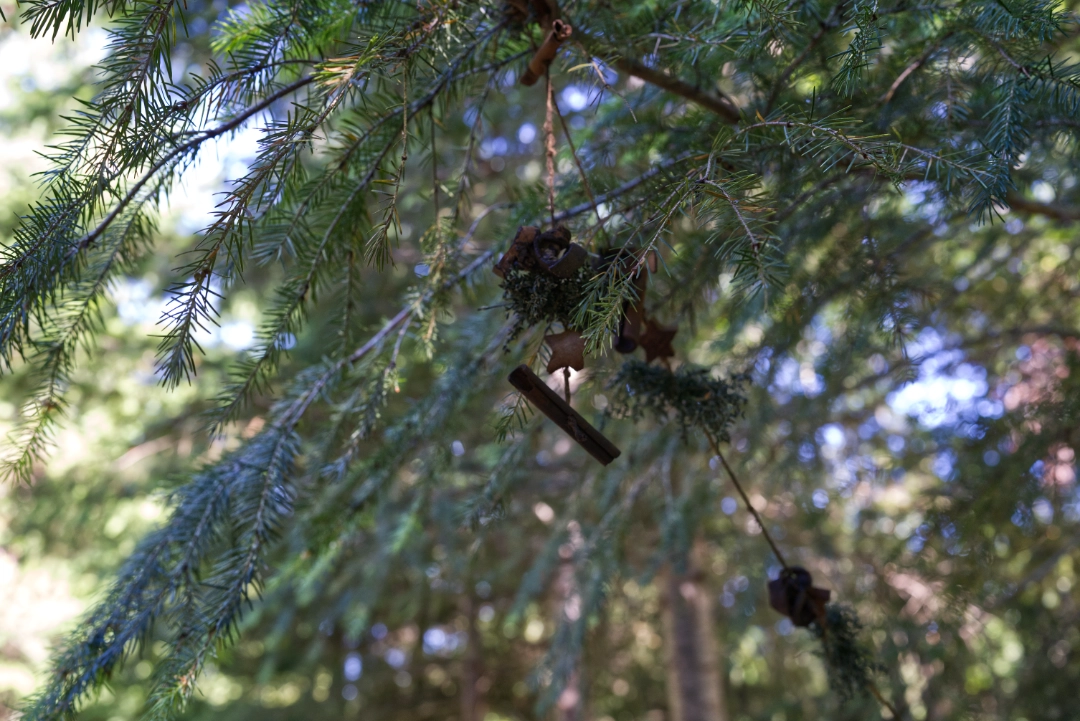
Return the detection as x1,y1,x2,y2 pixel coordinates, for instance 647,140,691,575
555,559,583,721
661,543,728,721
553,519,590,721
460,594,487,721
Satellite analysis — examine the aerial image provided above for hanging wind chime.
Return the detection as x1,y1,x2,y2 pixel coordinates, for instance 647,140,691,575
496,0,618,465
495,1,687,466
491,6,899,712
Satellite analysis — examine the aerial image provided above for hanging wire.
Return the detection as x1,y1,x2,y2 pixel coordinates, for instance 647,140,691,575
705,431,900,718
544,70,557,229
703,430,789,569
430,106,439,218
553,97,609,247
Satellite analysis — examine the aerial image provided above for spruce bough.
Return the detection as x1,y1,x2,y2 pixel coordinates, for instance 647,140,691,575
2,0,1079,719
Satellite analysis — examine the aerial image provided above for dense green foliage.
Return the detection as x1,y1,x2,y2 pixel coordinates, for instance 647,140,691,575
606,359,749,441
2,0,1080,720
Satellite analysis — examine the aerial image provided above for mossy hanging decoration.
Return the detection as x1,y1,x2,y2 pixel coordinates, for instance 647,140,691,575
764,568,888,706
811,604,886,702
495,225,621,465
605,358,750,441
495,225,591,342
500,266,590,340
602,354,898,713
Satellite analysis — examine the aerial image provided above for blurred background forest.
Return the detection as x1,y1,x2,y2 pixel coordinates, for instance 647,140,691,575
2,1,1080,721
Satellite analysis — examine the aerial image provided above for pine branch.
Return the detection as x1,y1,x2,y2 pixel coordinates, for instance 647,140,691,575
606,54,741,123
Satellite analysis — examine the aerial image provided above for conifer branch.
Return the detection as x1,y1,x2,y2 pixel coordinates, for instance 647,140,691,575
1005,190,1080,221
609,54,741,123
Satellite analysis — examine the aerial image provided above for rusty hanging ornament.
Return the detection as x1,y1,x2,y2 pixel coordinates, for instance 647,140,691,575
506,0,557,26
494,225,588,279
508,365,621,465
516,0,572,87
494,226,540,277
544,330,586,373
534,226,588,278
767,566,831,627
638,317,678,363
505,0,532,22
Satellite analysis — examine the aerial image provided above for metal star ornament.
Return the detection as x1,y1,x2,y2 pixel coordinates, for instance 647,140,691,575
638,318,677,363
545,330,586,373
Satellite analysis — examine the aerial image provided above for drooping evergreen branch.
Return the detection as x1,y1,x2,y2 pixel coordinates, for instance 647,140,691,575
154,39,390,387
210,30,514,427
144,421,301,719
0,0,183,364
24,446,244,718
77,76,317,255
35,150,698,709
1,183,168,484
605,54,741,124
0,0,338,374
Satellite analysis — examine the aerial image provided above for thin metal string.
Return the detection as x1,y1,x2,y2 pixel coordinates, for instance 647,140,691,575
703,430,789,569
544,69,557,229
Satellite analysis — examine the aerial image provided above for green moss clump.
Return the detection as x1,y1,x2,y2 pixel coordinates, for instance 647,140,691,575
812,603,883,700
501,266,591,340
605,358,749,440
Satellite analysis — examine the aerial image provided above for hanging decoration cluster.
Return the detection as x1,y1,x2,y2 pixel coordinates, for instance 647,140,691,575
491,1,896,713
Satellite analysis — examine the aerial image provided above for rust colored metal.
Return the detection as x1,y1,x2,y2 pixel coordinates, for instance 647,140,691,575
614,300,644,353
508,364,621,465
767,566,831,627
505,0,531,22
494,226,541,277
506,0,558,25
638,317,677,363
533,226,587,278
521,19,573,86
544,330,586,373
494,225,587,278
596,247,653,353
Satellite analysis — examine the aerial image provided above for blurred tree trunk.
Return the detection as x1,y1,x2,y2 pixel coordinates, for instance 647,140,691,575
555,527,584,721
460,593,487,721
662,542,728,721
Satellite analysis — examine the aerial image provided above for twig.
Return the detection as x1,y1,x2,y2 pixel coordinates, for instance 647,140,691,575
430,106,440,217
556,152,697,220
879,33,953,105
56,76,315,264
765,8,841,114
609,55,740,124
389,316,412,370
867,680,901,719
1005,190,1080,222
